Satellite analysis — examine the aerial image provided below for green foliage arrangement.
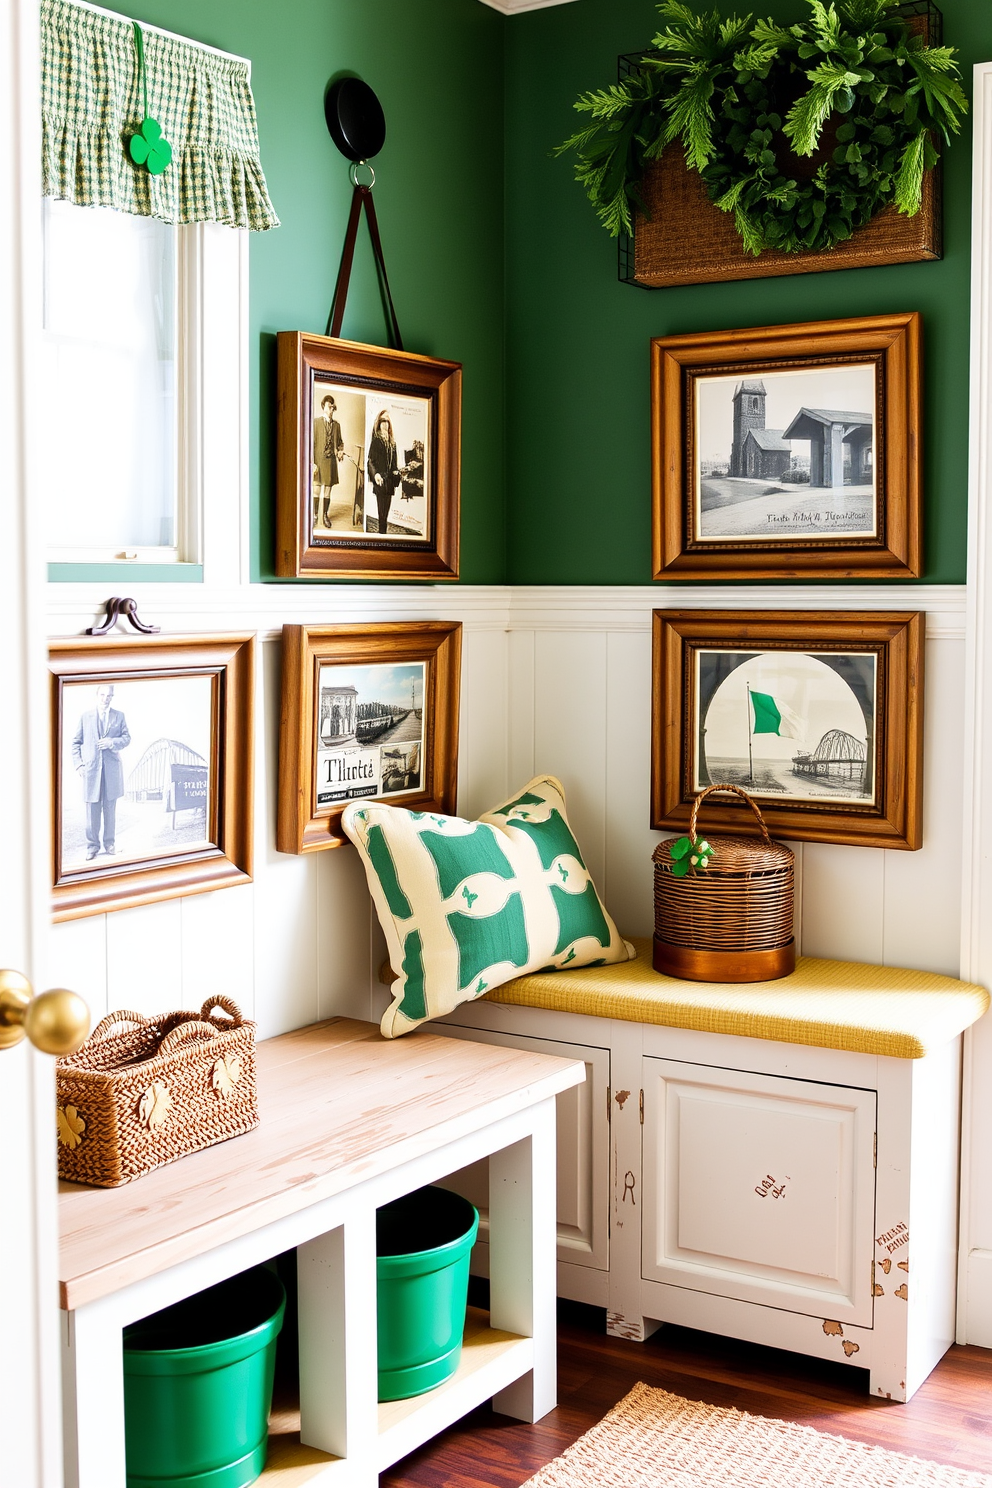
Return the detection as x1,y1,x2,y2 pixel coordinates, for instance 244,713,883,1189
557,0,967,255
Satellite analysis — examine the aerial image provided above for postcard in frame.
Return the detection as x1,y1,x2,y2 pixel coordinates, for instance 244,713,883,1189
50,633,254,920
277,621,461,853
276,332,461,581
651,610,923,849
652,313,921,580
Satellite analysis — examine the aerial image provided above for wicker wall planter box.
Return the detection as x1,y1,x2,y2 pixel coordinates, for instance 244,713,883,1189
623,142,941,290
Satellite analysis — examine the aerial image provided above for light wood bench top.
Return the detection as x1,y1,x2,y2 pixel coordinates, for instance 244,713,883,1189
485,939,990,1059
58,1017,584,1313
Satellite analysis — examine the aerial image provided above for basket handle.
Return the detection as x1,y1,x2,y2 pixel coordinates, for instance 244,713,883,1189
158,1021,221,1056
200,995,244,1028
689,784,773,847
87,1010,151,1043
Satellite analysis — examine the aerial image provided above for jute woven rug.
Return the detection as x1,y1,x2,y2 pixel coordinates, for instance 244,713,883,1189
522,1383,992,1488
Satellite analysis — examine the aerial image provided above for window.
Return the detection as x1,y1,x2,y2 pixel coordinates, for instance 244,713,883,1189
41,197,195,564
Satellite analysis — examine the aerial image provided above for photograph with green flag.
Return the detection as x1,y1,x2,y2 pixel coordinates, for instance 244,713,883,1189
694,649,876,804
651,610,923,851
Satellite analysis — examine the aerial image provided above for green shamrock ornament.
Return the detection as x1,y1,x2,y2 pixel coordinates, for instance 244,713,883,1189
127,24,172,177
669,835,716,879
129,117,172,176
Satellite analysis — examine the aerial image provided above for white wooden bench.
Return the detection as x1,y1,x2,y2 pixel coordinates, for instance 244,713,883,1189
58,1018,584,1488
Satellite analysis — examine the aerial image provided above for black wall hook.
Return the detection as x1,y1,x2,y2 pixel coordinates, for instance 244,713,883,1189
86,597,161,636
325,77,386,162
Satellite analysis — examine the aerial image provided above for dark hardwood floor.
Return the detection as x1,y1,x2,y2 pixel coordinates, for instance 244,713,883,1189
380,1300,992,1488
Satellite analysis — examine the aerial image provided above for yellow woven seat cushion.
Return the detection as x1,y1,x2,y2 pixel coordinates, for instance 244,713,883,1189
485,938,989,1059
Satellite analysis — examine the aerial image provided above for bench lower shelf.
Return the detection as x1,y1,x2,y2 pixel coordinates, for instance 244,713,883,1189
264,1308,530,1482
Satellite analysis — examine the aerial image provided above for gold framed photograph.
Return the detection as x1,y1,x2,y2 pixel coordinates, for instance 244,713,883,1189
652,313,922,580
50,633,255,921
651,610,923,850
276,332,461,581
277,621,462,854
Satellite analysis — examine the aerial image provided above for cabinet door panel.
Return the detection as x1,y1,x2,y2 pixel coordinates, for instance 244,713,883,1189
642,1057,876,1325
438,1026,609,1271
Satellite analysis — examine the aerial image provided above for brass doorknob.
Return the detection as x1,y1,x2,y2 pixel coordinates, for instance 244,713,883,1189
0,970,90,1055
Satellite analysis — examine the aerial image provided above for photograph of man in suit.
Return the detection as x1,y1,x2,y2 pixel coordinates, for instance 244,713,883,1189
72,684,131,861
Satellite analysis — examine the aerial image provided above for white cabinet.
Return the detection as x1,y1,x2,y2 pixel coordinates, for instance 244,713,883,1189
641,1059,876,1326
435,1023,610,1301
435,997,962,1402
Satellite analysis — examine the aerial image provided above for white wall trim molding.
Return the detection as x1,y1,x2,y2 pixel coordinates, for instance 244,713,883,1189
44,582,965,643
957,59,992,1348
44,584,515,641
506,585,966,638
477,0,577,12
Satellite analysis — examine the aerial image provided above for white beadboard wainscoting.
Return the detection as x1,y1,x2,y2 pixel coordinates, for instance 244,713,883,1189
45,582,966,1042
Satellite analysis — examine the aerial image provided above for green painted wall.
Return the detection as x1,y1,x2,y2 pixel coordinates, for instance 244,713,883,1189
504,0,990,585
118,0,506,583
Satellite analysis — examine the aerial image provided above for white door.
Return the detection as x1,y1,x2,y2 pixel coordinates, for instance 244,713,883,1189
641,1057,877,1327
0,2,65,1482
437,1026,611,1273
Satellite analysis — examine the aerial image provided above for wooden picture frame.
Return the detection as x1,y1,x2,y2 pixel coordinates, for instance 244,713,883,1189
277,621,461,854
652,313,922,581
651,610,923,850
276,332,461,581
50,633,254,922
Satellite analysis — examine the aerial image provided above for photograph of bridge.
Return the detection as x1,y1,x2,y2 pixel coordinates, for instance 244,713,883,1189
694,363,877,541
695,648,876,805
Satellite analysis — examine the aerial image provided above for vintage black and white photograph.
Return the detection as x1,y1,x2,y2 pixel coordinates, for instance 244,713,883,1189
310,376,430,543
651,610,922,849
315,661,425,809
59,675,215,872
51,633,254,920
277,332,461,581
651,315,921,580
694,649,877,805
695,364,877,541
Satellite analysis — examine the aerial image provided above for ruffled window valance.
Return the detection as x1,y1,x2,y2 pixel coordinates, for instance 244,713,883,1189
41,0,279,231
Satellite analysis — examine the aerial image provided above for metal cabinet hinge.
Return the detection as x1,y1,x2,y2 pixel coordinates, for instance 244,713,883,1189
873,1131,877,1169
639,1089,644,1124
606,1086,611,1122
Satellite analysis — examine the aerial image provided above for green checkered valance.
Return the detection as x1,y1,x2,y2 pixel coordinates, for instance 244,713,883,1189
41,0,279,230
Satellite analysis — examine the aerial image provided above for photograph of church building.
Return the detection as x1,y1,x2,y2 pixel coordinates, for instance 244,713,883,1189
696,364,877,540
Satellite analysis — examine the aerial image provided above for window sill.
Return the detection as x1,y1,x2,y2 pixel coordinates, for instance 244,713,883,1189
48,563,203,584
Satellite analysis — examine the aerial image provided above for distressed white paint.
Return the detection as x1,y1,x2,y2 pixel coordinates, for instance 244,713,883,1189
442,995,963,1401
438,1026,611,1272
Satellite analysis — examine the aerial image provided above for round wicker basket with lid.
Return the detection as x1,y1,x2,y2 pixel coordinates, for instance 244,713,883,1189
652,784,795,983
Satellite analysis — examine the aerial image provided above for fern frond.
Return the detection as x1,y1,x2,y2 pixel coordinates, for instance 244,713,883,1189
893,128,926,214
734,42,779,73
662,61,718,168
784,62,862,153
570,83,637,119
752,18,798,46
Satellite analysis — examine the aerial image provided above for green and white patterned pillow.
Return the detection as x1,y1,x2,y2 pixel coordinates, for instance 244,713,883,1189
341,774,635,1038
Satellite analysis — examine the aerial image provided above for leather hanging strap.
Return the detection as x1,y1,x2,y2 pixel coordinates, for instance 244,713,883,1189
327,182,404,351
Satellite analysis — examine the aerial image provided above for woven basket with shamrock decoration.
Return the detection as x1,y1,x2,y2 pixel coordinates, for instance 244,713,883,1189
652,784,795,983
55,995,257,1188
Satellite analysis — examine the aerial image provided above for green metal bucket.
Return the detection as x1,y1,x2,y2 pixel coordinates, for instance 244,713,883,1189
376,1186,480,1402
123,1266,286,1488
